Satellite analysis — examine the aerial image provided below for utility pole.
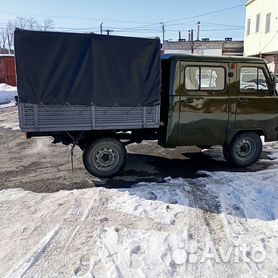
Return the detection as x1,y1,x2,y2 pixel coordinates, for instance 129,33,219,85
191,29,194,54
160,22,165,49
100,22,103,35
197,21,201,41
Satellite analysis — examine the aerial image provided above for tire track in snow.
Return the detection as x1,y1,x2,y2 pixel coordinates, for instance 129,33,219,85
186,184,237,277
63,197,95,252
4,225,62,278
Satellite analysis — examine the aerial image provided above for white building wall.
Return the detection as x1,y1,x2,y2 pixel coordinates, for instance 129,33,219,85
194,48,222,56
164,50,192,55
164,48,222,56
244,0,278,56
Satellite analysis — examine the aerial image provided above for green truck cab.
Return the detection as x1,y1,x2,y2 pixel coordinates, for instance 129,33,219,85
160,54,278,167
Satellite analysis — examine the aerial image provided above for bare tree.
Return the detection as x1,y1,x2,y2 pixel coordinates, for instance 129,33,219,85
41,18,54,31
6,20,14,53
15,17,39,30
27,17,39,30
14,16,28,29
0,27,7,49
3,16,54,52
14,17,53,31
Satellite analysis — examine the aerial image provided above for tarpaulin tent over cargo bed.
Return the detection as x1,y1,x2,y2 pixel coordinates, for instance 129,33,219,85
14,28,161,107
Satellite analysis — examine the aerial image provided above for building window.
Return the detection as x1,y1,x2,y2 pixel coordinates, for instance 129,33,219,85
246,19,251,36
265,13,271,33
256,13,260,33
185,66,225,91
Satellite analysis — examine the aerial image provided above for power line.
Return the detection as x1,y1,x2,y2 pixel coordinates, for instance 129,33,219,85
165,4,244,24
0,9,157,25
166,28,243,32
0,3,246,40
0,4,245,32
201,21,244,28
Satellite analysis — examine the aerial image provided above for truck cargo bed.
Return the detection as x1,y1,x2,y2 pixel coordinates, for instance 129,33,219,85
18,103,160,132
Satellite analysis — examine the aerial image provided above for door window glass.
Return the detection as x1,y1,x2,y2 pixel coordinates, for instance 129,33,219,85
240,67,268,91
185,66,225,91
185,66,199,90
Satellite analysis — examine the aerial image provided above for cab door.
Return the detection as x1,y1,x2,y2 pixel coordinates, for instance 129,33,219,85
236,64,278,139
177,62,230,146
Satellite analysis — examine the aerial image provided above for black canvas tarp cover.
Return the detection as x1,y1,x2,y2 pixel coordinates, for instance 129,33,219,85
14,28,161,106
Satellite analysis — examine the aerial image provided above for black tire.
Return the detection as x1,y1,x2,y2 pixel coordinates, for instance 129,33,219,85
227,132,262,167
82,137,127,178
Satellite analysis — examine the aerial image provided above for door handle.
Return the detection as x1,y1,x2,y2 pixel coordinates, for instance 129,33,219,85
185,98,194,104
239,98,249,104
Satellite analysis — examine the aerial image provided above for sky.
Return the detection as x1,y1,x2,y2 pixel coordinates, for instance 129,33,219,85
0,0,247,41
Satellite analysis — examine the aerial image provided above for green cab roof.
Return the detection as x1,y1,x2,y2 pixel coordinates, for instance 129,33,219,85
161,53,265,64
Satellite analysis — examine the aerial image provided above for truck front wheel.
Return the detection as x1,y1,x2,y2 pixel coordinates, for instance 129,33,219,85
224,132,262,167
82,138,127,178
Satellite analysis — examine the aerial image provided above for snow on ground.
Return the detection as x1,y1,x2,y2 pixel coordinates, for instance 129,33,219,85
0,141,277,277
0,83,17,108
0,108,19,130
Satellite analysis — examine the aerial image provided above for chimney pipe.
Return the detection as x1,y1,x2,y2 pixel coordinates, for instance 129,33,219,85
191,29,194,54
197,21,200,41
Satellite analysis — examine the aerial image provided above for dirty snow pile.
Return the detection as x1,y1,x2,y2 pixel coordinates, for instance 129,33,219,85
0,83,17,107
0,142,277,278
0,105,19,130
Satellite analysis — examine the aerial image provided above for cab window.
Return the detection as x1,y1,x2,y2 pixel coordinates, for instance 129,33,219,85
240,67,268,91
185,66,225,91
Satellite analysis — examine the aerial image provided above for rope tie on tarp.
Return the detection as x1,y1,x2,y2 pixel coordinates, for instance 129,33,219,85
40,102,66,113
67,102,79,111
67,131,84,172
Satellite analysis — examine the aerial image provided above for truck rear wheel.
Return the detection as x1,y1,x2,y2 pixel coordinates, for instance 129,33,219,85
82,138,127,178
225,132,262,167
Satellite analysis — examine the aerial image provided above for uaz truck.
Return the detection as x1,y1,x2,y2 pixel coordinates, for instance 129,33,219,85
14,29,278,177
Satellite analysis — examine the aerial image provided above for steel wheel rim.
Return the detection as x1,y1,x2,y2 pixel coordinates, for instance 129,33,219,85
93,146,120,172
235,138,256,161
